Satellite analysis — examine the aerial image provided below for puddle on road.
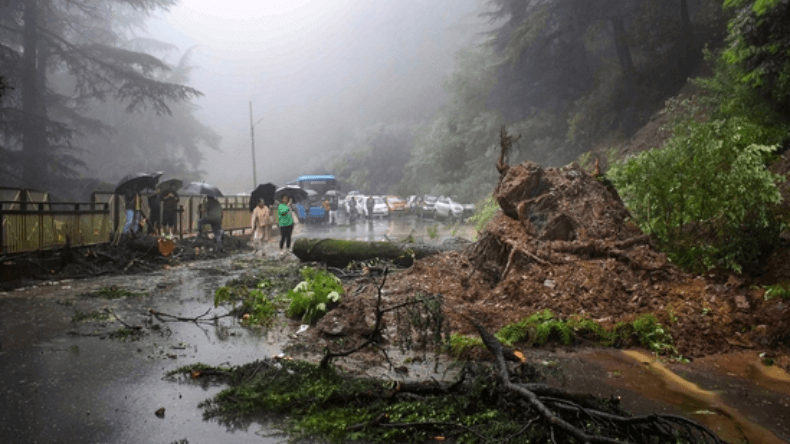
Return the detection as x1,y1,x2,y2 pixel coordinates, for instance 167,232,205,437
561,349,790,444
2,244,789,444
0,254,292,444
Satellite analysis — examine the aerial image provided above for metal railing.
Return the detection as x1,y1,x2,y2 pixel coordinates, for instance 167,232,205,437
1,200,111,254
1,189,253,254
91,191,252,238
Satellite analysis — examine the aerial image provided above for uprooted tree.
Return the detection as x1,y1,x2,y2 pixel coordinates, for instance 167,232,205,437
170,267,725,443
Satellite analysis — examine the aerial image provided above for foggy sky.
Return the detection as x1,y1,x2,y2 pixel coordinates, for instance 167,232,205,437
146,0,485,194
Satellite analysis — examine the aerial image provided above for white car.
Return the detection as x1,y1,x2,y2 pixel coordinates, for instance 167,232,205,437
434,196,465,220
361,196,390,218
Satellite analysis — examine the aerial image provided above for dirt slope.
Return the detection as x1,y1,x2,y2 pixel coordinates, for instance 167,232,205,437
315,161,790,370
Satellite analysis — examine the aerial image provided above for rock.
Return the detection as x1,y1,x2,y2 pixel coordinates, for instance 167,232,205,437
734,294,750,311
495,162,549,219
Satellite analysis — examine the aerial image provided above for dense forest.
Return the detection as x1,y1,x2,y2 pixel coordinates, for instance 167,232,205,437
325,0,787,205
0,0,218,197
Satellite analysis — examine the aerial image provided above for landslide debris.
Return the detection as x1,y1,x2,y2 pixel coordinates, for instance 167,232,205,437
312,161,790,369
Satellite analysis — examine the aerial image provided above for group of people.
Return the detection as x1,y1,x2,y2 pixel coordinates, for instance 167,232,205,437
122,188,179,238
123,188,298,254
250,195,296,255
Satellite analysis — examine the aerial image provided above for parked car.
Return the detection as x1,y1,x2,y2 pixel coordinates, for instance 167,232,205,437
434,196,465,220
385,195,408,214
361,196,390,218
417,195,438,218
461,202,476,218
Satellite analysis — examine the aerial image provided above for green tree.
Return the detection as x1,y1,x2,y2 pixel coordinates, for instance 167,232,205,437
0,0,201,190
721,0,790,115
75,47,221,181
331,123,414,195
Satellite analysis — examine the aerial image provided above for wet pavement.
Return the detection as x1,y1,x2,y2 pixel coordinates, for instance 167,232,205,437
1,215,789,443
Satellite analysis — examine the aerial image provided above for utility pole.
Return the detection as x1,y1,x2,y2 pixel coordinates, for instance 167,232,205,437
249,100,258,188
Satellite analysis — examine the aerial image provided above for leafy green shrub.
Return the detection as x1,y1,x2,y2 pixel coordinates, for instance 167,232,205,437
426,224,438,239
447,334,483,357
764,282,790,301
468,194,500,234
608,111,784,273
286,267,343,324
629,314,678,356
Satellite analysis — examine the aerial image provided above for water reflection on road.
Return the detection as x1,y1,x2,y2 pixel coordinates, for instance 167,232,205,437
1,215,789,444
0,259,284,444
292,213,475,243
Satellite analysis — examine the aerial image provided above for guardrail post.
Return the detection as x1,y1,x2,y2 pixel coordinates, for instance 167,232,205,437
113,194,119,235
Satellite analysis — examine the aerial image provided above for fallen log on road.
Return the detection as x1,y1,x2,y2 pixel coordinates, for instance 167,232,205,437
292,238,469,268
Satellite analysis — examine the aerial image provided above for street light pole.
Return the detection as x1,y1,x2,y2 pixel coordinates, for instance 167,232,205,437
249,100,258,188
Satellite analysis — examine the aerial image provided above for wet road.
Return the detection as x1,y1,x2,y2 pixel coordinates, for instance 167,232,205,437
1,215,789,443
0,259,285,444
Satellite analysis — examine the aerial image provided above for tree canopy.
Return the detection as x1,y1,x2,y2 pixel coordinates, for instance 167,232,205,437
0,0,204,192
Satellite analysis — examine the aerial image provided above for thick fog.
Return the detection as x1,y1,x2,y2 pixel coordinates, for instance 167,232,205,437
145,0,485,194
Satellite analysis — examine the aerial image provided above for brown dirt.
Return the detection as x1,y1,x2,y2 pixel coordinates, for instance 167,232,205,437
308,160,790,371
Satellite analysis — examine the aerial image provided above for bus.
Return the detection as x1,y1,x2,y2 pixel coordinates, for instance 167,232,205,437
291,175,338,223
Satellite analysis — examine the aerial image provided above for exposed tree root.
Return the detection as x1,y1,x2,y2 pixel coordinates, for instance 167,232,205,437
469,318,726,444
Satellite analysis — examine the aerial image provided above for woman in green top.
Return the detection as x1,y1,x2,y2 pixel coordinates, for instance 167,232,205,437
278,195,295,251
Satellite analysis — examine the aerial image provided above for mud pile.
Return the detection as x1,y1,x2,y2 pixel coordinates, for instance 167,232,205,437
317,161,789,366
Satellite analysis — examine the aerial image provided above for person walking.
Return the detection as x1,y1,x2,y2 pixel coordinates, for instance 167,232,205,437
278,195,295,254
122,189,142,237
366,195,374,221
161,189,179,238
322,198,331,224
329,196,338,225
146,190,162,235
197,196,223,246
251,198,270,252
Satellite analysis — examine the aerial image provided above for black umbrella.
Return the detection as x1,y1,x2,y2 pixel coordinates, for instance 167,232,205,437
274,185,308,202
115,171,163,195
249,182,277,211
181,181,224,197
157,178,183,192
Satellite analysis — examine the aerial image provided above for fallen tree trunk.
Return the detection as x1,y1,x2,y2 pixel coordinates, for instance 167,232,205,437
292,238,451,268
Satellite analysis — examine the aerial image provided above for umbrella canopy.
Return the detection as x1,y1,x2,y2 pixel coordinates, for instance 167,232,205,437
249,182,277,211
324,190,339,197
181,181,224,197
115,171,163,195
274,185,308,203
157,178,183,192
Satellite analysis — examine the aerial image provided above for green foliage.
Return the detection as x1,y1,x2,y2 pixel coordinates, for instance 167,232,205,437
496,309,574,347
628,314,679,356
608,108,784,273
243,289,279,327
215,272,295,327
426,224,439,239
468,194,500,234
181,359,519,444
449,310,681,360
285,267,343,324
763,282,790,300
447,334,483,357
721,0,790,110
